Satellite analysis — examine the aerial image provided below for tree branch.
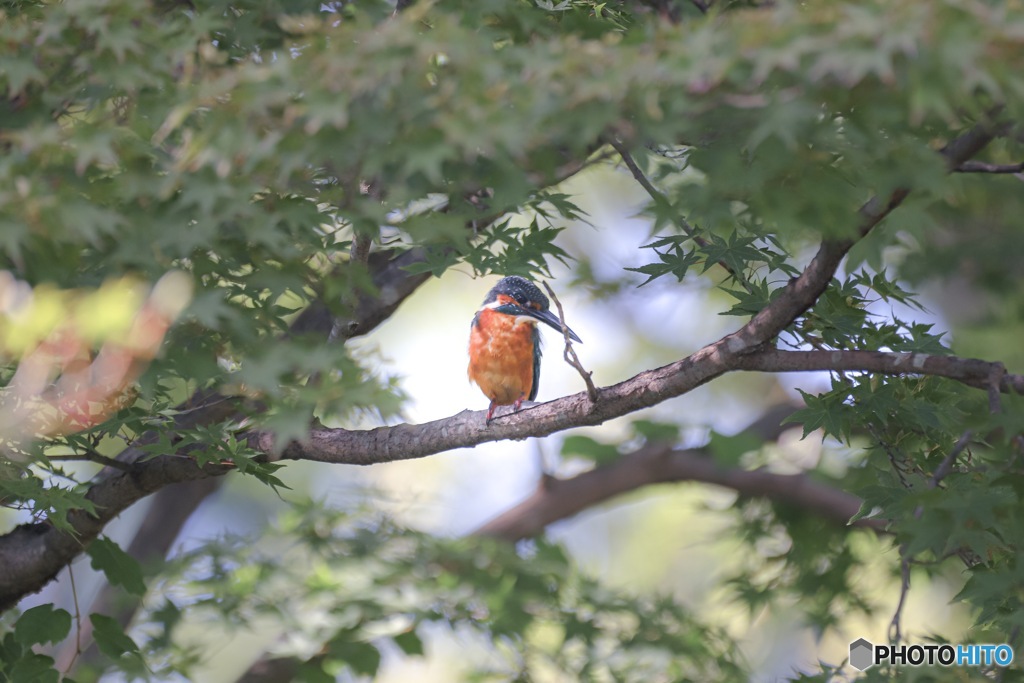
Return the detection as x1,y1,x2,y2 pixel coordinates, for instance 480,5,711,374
49,450,135,472
473,403,886,541
260,344,1024,469
608,138,751,287
0,454,231,612
731,348,1024,394
474,441,886,541
541,281,597,403
954,160,1024,174
931,430,972,489
268,157,905,464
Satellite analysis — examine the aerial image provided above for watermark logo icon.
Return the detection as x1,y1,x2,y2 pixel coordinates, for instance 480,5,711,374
849,638,873,671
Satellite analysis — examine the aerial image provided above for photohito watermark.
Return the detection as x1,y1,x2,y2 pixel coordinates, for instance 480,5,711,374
849,638,1014,671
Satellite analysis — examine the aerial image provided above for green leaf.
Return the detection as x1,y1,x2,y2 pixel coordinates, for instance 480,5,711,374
8,653,60,683
296,661,335,683
631,419,680,444
625,239,702,286
707,430,763,467
244,461,293,493
561,435,620,464
328,639,381,677
0,476,97,534
782,388,851,441
847,498,881,525
393,629,424,656
14,604,72,646
89,614,143,665
87,537,147,596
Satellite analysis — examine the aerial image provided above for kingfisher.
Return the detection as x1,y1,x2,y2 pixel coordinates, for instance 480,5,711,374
468,275,582,423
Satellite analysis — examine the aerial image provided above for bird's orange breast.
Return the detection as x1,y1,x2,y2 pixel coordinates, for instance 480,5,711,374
468,309,536,406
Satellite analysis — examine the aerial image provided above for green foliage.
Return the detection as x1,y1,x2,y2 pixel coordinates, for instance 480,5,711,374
561,434,620,464
90,614,143,672
742,502,876,632
0,641,62,683
0,605,71,683
87,537,147,597
135,504,744,681
12,605,71,647
630,419,681,444
0,474,96,533
707,429,763,467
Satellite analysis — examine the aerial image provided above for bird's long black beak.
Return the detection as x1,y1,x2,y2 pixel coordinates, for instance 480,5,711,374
528,308,582,344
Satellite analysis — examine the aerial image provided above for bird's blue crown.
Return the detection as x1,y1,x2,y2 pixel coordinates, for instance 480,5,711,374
483,275,549,311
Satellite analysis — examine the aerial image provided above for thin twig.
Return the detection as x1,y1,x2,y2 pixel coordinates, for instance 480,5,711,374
892,430,973,645
547,149,617,185
955,160,1024,174
931,431,973,488
541,281,598,403
889,553,911,644
989,363,1006,415
607,138,753,290
63,563,82,676
608,138,700,237
866,424,911,489
49,450,135,472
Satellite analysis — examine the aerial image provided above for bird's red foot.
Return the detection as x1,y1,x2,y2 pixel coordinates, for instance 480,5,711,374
485,400,497,425
513,395,524,413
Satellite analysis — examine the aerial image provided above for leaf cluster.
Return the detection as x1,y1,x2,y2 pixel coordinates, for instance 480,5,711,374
122,503,745,681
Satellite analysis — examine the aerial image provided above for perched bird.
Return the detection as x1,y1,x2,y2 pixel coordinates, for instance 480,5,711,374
468,275,582,423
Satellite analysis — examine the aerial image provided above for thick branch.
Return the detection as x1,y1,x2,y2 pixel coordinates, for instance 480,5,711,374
288,248,432,341
474,441,886,542
725,114,998,348
732,348,1024,394
473,403,886,540
261,344,1024,468
260,163,933,467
